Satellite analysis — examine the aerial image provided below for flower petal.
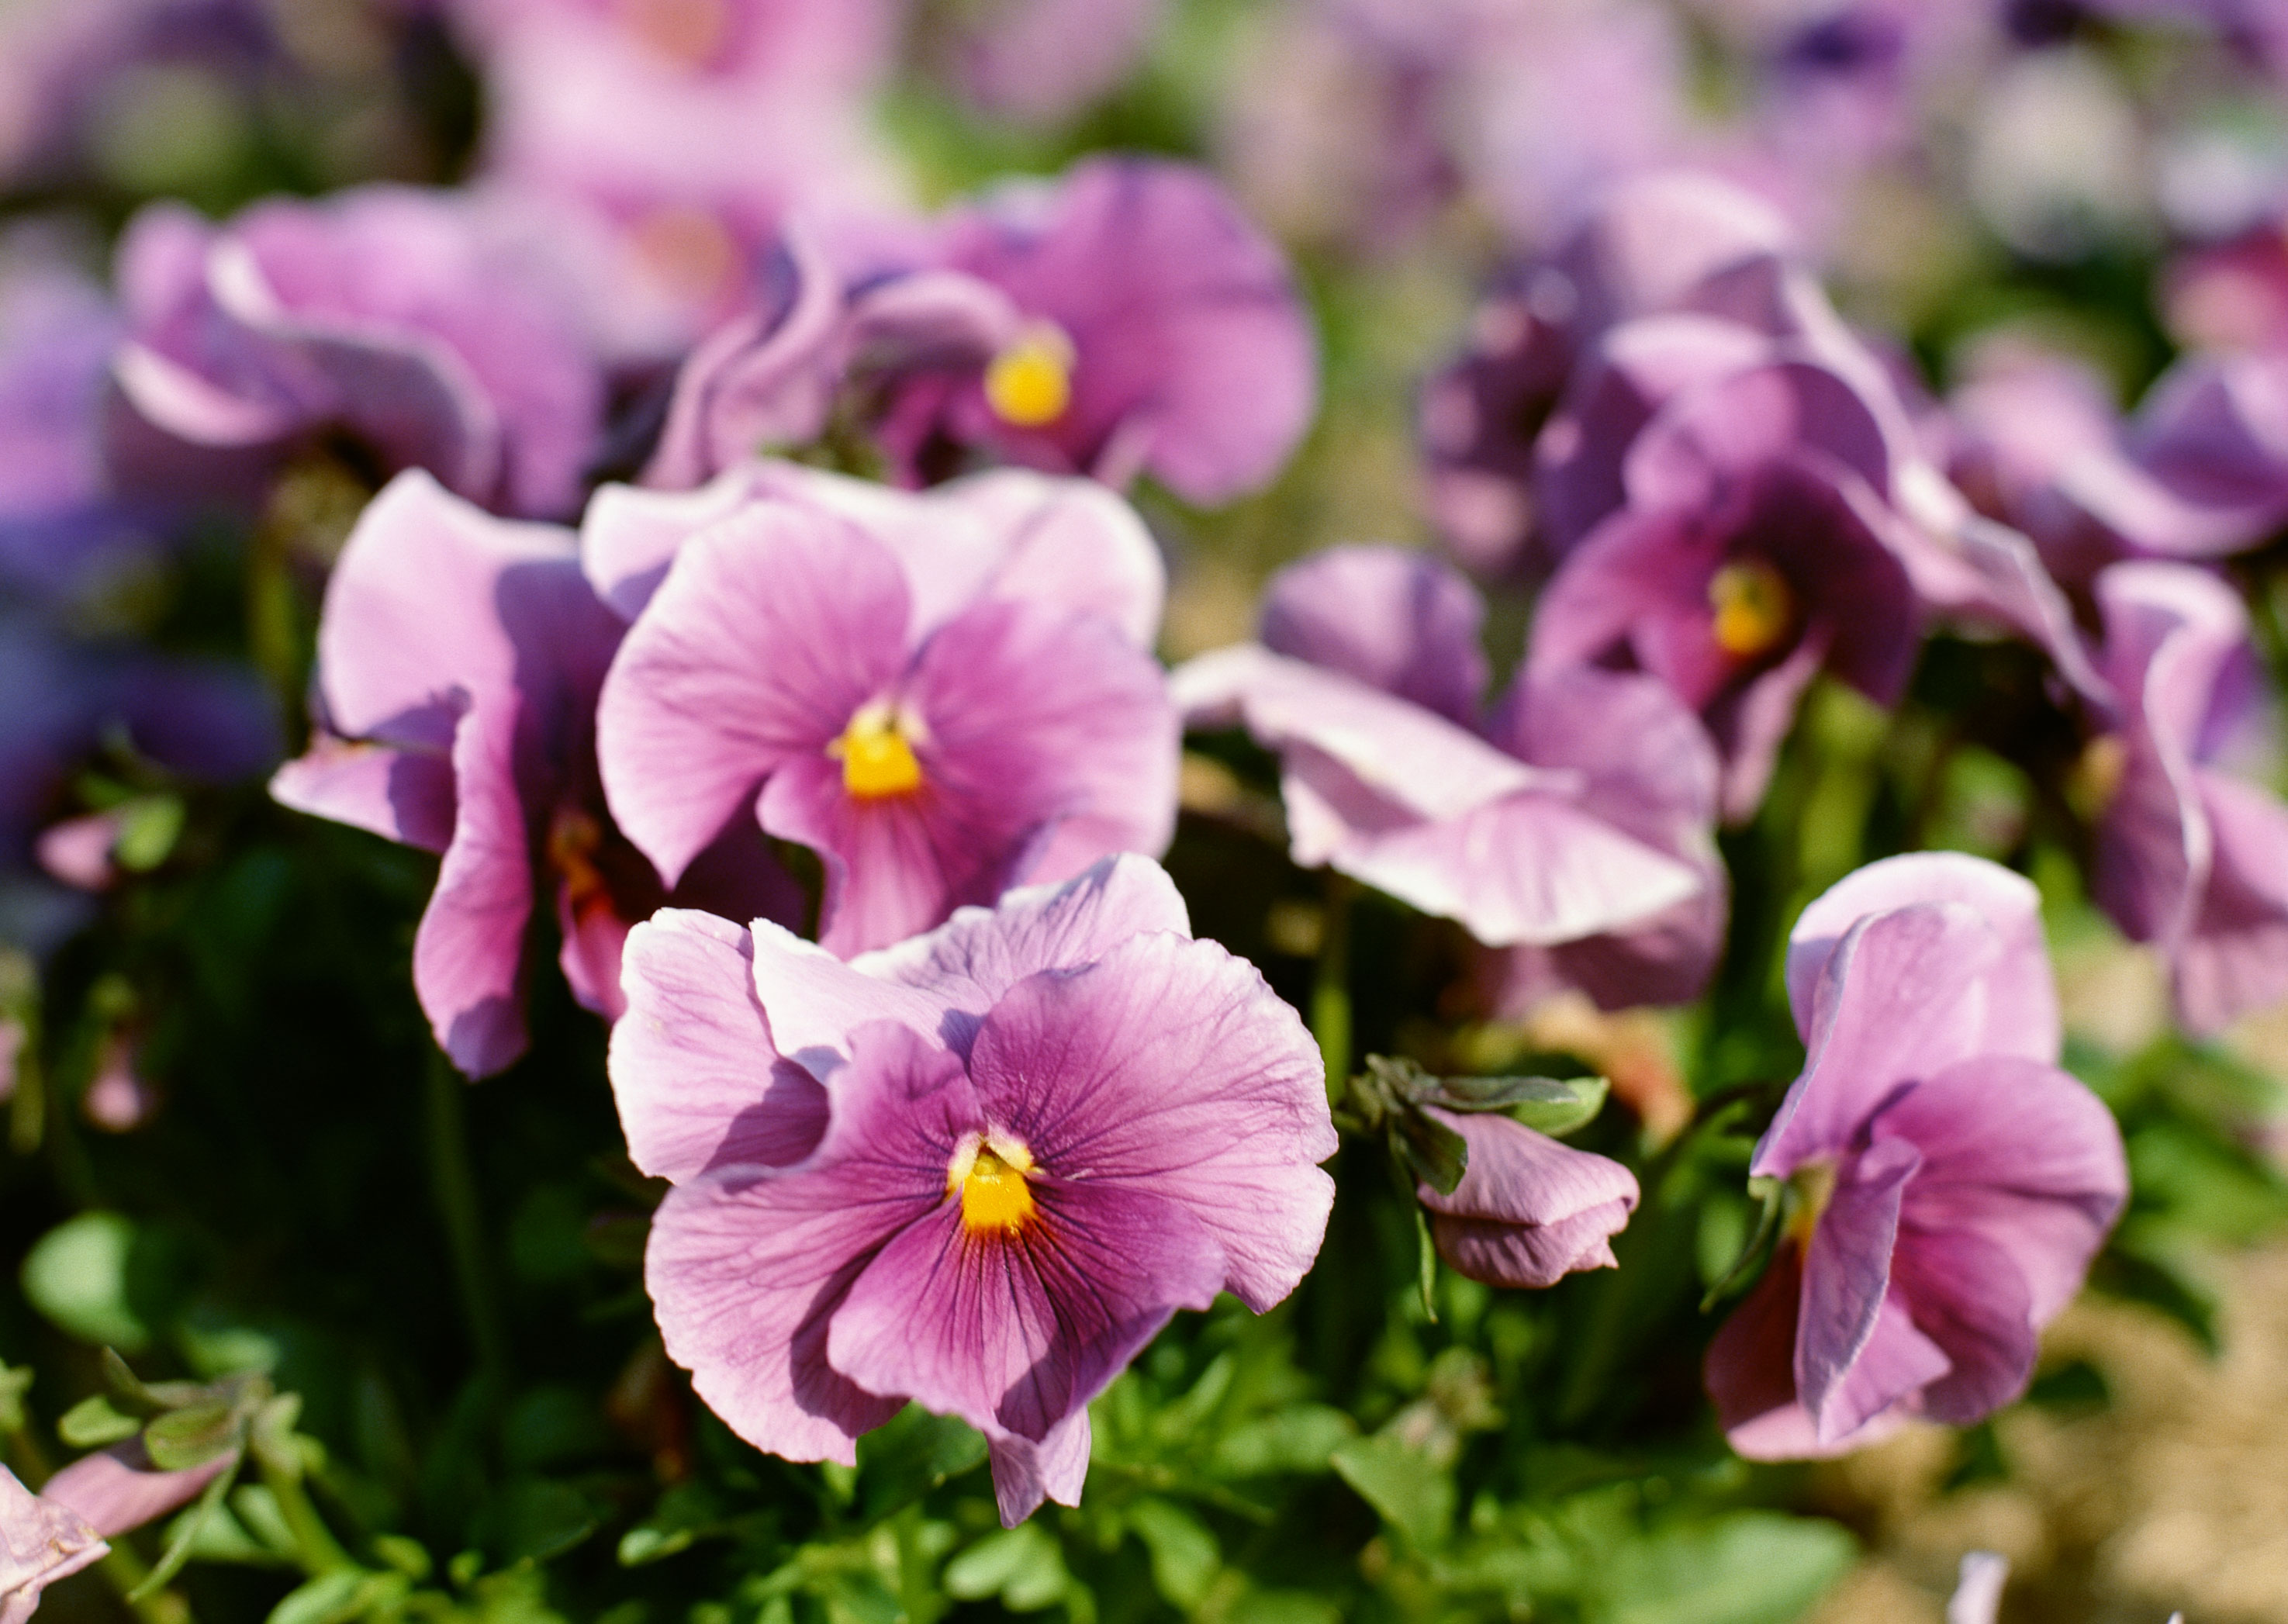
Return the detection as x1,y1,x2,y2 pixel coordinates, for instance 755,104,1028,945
413,702,533,1078
611,910,829,1182
963,931,1336,1310
1257,545,1488,724
1796,1135,1921,1443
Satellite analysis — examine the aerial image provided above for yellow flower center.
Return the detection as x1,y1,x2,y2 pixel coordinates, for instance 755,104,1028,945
948,1135,1037,1235
831,705,924,799
548,806,609,913
1707,558,1797,660
1785,1161,1837,1251
983,323,1076,428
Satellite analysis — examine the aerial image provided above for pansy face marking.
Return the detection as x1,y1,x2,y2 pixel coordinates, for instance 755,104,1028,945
1707,558,1796,660
947,1131,1038,1235
831,700,925,799
984,321,1077,428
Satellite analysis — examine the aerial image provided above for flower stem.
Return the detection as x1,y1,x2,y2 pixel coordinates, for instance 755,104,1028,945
257,1452,356,1575
1311,876,1354,1105
100,1544,193,1624
423,1048,508,1389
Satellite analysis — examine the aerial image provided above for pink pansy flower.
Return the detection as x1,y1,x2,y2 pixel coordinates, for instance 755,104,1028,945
272,469,797,1076
2088,561,2288,1036
1416,1108,1639,1288
2,1442,232,1622
1705,853,2127,1460
1176,544,1726,1011
869,156,1318,506
612,855,1337,1524
593,460,1177,957
105,186,605,520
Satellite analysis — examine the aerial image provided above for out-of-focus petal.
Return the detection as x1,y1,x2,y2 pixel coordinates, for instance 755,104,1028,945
1257,544,1488,724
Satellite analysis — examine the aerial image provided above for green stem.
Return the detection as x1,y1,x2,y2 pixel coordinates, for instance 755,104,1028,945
257,1452,356,1575
1311,876,1354,1106
423,1049,508,1388
100,1543,193,1624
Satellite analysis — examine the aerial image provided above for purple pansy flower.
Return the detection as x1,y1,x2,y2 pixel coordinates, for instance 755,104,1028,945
866,156,1317,506
2088,561,2288,1035
593,459,1177,957
1416,1108,1639,1288
271,469,797,1076
1705,852,2127,1460
1526,354,1922,820
611,855,1337,1523
105,186,606,519
1175,544,1726,1009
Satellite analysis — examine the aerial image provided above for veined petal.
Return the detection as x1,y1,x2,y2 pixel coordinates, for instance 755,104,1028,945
964,931,1335,1310
598,504,911,886
1796,1136,1920,1443
1257,545,1488,724
611,910,828,1182
270,734,455,853
413,701,533,1078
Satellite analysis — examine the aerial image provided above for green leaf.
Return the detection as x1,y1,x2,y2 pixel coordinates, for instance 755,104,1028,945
58,1394,143,1448
1391,1111,1469,1196
1414,1206,1440,1323
855,1403,987,1519
1602,1512,1856,1624
264,1568,403,1624
143,1399,242,1470
1129,1497,1219,1609
1330,1434,1454,1552
1502,1075,1610,1138
126,1461,237,1600
21,1214,150,1352
0,1365,31,1433
229,1485,302,1560
1211,1405,1356,1478
943,1524,1067,1610
112,795,185,872
1700,1176,1785,1312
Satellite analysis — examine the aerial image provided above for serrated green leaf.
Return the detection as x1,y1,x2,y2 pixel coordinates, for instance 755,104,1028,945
1129,1497,1218,1608
143,1399,241,1470
1330,1434,1453,1552
58,1394,143,1448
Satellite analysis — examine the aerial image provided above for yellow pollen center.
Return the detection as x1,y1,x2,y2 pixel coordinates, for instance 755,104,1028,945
952,1142,1036,1235
1785,1161,1837,1251
832,710,924,799
1708,558,1798,660
548,806,609,910
983,326,1075,428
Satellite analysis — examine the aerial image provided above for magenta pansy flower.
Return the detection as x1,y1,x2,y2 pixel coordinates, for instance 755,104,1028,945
272,469,796,1076
1175,544,1726,1009
869,156,1317,506
1705,852,2127,1460
2089,561,2288,1035
612,855,1336,1523
593,459,1177,957
1526,353,1921,820
105,186,605,519
1416,1109,1639,1288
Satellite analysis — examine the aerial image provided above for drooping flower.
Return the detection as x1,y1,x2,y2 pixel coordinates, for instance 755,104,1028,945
612,855,1336,1524
271,469,797,1076
0,1467,105,1622
1415,1107,1638,1288
1705,852,2128,1459
2087,561,2288,1035
866,156,1317,506
1174,544,1726,1011
593,459,1176,957
105,186,606,520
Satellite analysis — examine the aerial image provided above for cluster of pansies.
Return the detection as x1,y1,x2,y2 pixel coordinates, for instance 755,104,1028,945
6,2,2288,1620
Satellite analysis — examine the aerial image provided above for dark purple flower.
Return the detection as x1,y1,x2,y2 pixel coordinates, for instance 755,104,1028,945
272,469,797,1076
593,460,1177,956
869,157,1317,506
613,855,1336,1523
1528,357,1922,820
1177,544,1726,1008
2088,561,2288,1035
1415,1108,1638,1287
1705,853,2127,1458
105,186,607,519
